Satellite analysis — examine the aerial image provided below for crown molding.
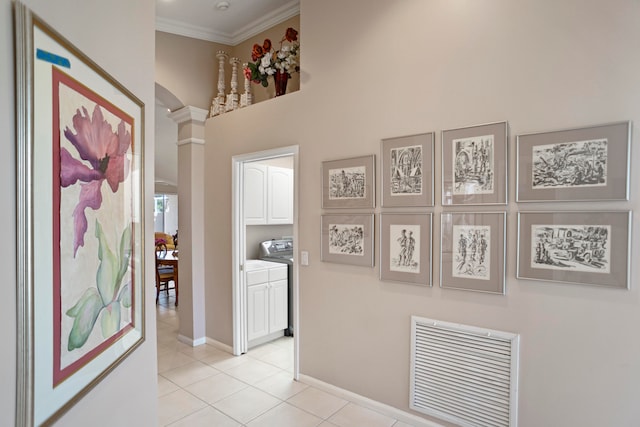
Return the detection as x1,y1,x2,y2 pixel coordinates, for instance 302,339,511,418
155,1,299,46
230,1,300,45
156,17,234,44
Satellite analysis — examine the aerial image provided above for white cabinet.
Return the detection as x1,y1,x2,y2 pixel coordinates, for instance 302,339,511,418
244,164,292,225
245,261,288,342
244,164,268,224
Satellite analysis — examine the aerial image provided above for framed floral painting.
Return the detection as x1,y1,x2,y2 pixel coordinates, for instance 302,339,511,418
15,5,145,425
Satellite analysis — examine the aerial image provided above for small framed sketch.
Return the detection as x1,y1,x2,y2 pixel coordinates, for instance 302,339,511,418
381,133,434,207
380,213,432,285
322,155,375,208
517,211,631,288
441,121,508,205
516,121,631,202
440,212,506,294
321,214,374,266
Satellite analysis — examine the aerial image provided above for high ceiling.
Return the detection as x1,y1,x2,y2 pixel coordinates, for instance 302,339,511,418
156,0,300,45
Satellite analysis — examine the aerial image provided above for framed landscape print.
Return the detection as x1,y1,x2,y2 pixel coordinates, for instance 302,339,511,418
440,212,506,294
381,133,434,207
15,5,145,425
517,211,631,288
322,155,375,209
380,213,433,286
516,121,631,202
321,214,374,266
441,121,508,206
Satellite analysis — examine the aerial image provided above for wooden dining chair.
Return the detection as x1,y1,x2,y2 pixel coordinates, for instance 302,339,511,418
155,244,176,303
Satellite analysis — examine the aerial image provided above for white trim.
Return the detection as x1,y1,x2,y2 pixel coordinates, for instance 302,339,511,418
168,105,209,124
177,334,207,347
156,17,234,45
205,337,234,354
231,2,300,45
177,137,205,146
155,1,300,46
298,375,443,427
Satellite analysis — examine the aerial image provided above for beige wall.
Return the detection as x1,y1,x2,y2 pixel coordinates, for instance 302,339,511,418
203,1,640,425
156,31,229,110
1,0,157,425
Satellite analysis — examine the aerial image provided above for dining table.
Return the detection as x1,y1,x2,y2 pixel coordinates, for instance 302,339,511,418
157,251,179,306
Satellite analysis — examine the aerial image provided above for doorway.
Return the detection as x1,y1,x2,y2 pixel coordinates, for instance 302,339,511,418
232,145,299,379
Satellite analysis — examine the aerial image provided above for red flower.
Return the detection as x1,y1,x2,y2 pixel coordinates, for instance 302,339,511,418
251,44,263,61
243,67,252,81
263,38,272,52
284,27,298,42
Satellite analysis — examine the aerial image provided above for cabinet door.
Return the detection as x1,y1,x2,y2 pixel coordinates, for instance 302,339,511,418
244,164,267,225
267,166,293,224
269,279,288,333
247,283,269,341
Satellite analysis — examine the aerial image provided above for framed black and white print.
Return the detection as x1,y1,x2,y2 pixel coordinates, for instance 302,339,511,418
322,155,375,208
516,121,631,202
441,121,508,205
381,133,434,207
380,213,432,285
321,214,374,266
440,212,506,294
517,211,631,288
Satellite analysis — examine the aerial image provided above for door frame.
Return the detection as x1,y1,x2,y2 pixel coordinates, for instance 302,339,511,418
231,145,299,379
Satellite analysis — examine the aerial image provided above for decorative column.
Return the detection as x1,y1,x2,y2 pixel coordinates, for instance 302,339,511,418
225,57,240,112
210,51,228,117
240,62,253,108
168,105,209,346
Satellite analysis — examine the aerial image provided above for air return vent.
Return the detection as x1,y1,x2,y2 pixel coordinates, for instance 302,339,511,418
410,316,519,427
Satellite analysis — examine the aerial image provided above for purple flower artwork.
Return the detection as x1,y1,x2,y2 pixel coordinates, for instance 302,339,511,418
54,68,136,383
60,105,131,256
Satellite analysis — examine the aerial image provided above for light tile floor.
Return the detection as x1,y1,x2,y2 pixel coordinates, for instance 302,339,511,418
156,292,418,426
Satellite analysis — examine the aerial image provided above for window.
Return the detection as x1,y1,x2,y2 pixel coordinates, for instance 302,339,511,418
154,194,178,234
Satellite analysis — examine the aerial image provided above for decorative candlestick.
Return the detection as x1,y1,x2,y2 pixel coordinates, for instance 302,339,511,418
210,50,228,117
240,62,253,108
225,57,240,112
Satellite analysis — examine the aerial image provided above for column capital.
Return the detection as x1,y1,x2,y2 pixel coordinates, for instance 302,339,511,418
168,105,209,125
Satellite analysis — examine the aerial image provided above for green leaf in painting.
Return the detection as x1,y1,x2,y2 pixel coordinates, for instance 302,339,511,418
95,220,119,306
117,224,132,285
101,302,121,338
66,287,104,351
118,282,132,308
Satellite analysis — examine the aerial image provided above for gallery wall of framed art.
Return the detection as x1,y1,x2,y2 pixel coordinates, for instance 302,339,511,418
319,118,632,293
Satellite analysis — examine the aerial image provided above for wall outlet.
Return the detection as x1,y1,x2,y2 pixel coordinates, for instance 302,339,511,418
300,251,309,266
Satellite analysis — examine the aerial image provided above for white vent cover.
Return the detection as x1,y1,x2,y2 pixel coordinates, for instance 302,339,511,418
410,316,519,427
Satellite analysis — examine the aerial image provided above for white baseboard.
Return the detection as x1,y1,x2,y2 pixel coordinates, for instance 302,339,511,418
205,337,234,354
297,375,443,427
177,334,207,347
